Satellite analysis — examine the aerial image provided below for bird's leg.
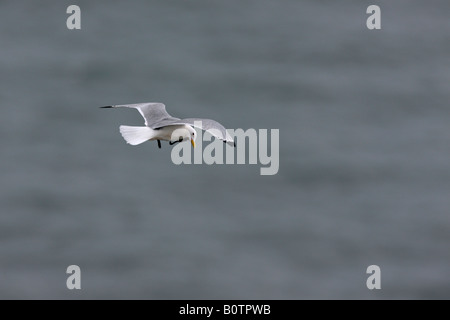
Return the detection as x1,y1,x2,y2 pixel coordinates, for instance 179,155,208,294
169,137,184,146
157,140,161,149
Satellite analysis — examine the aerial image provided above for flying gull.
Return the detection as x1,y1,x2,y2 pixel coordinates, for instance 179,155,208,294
101,102,235,148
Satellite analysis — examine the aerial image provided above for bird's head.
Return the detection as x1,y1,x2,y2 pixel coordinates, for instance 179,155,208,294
171,125,196,148
187,125,197,148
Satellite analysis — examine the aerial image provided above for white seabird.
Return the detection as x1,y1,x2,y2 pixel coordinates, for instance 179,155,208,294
101,102,235,148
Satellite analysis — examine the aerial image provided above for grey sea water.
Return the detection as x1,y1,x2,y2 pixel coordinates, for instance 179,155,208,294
0,0,449,299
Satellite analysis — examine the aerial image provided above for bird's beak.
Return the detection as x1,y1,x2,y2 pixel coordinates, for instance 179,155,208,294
191,139,195,148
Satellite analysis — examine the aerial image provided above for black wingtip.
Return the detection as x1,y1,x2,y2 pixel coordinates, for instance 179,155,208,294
100,106,113,108
224,140,237,147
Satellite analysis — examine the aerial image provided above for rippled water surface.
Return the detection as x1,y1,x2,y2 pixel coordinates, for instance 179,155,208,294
0,1,449,299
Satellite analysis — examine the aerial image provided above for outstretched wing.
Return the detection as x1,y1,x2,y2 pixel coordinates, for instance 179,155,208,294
154,118,235,145
101,103,179,127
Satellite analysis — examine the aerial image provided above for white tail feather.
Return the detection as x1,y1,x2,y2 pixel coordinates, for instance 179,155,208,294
119,126,155,145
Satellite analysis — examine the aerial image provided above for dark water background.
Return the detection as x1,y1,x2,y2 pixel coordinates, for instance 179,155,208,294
0,0,449,299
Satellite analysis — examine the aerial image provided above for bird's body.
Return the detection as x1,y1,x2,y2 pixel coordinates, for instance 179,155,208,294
119,124,195,146
149,124,194,142
101,102,235,148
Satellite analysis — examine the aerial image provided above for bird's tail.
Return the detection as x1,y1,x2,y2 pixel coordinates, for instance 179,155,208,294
119,126,156,145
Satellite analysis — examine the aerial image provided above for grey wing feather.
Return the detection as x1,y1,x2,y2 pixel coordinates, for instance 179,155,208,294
109,102,179,126
154,118,234,144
